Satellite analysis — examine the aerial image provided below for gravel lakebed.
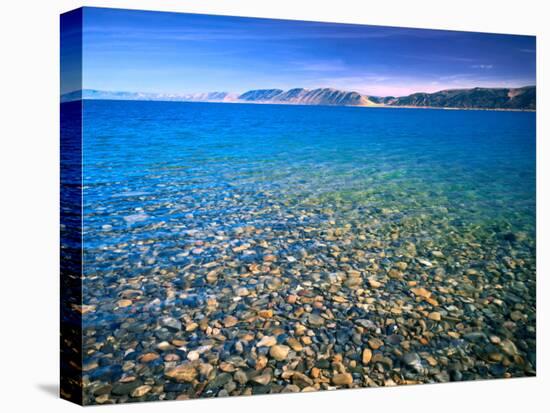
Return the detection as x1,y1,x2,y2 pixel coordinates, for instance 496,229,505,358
81,189,536,404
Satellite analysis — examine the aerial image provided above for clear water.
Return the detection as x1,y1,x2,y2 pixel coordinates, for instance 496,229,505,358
80,100,536,398
82,100,535,253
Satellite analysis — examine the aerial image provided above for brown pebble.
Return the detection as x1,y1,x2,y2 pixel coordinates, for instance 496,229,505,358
139,353,159,363
287,337,303,352
117,299,132,308
332,373,353,386
362,348,372,365
165,364,197,382
131,385,152,398
287,295,298,304
223,315,238,328
258,309,273,318
270,345,290,361
428,312,441,321
368,338,384,350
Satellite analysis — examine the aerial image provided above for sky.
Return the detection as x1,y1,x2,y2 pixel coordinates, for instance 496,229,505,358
79,7,536,97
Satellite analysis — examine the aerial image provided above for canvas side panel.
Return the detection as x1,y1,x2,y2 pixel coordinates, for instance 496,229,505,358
60,8,83,406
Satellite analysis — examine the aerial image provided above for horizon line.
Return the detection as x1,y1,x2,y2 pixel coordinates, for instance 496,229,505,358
62,84,536,99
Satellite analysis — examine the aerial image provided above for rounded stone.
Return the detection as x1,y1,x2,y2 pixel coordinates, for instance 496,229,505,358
270,345,290,361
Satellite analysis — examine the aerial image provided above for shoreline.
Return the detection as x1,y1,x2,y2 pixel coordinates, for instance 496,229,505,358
62,97,536,113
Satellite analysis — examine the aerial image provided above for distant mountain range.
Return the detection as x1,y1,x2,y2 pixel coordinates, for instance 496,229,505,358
239,88,373,106
61,89,238,103
369,86,536,110
62,86,536,110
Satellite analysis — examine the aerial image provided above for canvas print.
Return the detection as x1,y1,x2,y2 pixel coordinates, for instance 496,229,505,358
60,7,536,405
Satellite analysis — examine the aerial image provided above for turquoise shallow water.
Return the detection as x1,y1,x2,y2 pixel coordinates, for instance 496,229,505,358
82,100,535,250
79,100,536,402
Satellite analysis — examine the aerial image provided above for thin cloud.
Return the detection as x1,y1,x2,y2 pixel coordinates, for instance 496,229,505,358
84,24,462,44
471,64,494,69
399,53,475,63
84,26,411,42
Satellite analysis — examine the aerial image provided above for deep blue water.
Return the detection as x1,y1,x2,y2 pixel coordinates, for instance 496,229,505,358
82,100,535,253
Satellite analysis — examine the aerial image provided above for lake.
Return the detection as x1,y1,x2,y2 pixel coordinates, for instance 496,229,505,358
79,100,536,403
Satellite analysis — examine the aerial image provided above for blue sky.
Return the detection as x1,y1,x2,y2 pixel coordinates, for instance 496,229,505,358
81,7,536,97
